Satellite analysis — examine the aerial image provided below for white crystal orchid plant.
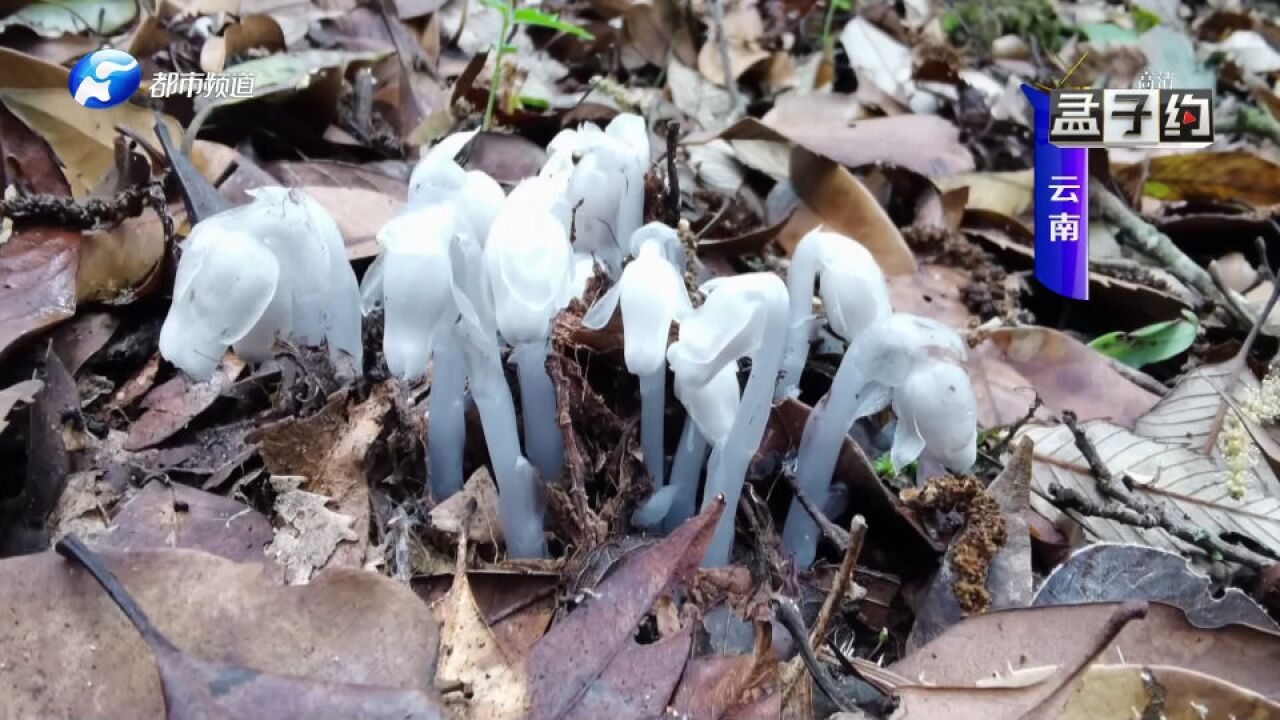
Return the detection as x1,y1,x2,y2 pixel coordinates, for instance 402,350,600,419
160,187,363,380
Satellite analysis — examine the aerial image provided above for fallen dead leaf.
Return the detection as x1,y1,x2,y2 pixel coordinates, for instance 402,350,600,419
429,466,503,546
623,0,697,68
527,500,724,720
0,228,78,358
50,311,119,374
669,649,781,719
254,383,394,574
1060,663,1280,719
125,353,247,450
96,480,275,567
786,146,916,276
0,545,441,717
266,474,359,584
1019,419,1280,559
971,326,1162,428
887,264,975,329
1115,151,1280,206
0,88,182,199
436,561,530,720
77,211,171,304
414,569,558,661
933,170,1034,217
563,622,693,720
890,601,1280,717
0,378,43,434
199,14,286,73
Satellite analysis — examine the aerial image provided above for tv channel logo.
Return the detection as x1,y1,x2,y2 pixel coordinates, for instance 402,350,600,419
68,48,141,109
1047,87,1213,149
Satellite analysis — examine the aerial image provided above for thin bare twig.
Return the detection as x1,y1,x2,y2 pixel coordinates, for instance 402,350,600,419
1060,411,1274,569
782,471,850,551
989,396,1043,459
809,515,866,648
1090,179,1252,328
664,122,680,227
772,594,856,713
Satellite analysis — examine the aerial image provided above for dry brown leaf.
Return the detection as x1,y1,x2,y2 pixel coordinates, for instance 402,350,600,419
696,5,771,86
95,480,275,566
0,378,43,435
294,186,401,259
0,46,71,89
971,327,1161,428
255,384,394,573
0,88,182,199
0,228,78,358
429,466,503,545
1018,419,1280,558
0,547,440,717
77,212,171,303
786,146,916,276
199,14,286,72
669,650,781,719
125,354,246,450
933,170,1034,217
887,264,975,329
563,624,694,720
1060,663,1280,719
717,114,974,177
436,565,531,720
891,602,1280,717
1115,151,1280,206
623,0,697,67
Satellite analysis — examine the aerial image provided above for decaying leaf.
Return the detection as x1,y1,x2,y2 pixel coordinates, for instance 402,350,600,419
1034,543,1278,631
1018,419,1280,560
0,545,441,717
265,474,359,584
970,326,1161,428
436,562,530,719
0,229,78,358
96,480,276,567
255,384,394,573
1059,663,1280,719
527,500,724,719
125,354,247,450
0,378,43,434
1115,151,1280,206
786,146,915,276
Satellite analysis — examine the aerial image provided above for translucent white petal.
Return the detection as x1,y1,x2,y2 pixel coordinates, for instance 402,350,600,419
892,359,978,472
848,313,966,389
674,363,740,448
183,231,280,345
159,297,228,379
620,248,683,375
667,277,766,386
582,281,621,330
233,276,293,363
359,252,388,314
486,202,572,345
460,170,505,242
379,206,460,380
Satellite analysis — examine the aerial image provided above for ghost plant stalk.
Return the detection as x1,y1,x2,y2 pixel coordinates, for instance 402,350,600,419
775,228,891,400
487,178,575,485
160,187,362,379
452,230,547,559
585,223,689,494
362,138,505,500
781,313,973,569
667,273,788,566
655,363,741,531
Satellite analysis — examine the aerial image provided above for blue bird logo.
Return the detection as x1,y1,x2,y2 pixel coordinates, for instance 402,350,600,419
68,48,141,109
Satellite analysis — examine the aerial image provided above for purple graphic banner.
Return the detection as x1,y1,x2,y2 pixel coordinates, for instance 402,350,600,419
1023,85,1089,300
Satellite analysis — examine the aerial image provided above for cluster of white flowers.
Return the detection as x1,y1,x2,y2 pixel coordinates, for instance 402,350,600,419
1220,366,1280,500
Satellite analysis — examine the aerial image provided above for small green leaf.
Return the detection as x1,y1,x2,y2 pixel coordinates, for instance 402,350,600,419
832,0,850,10
1131,7,1160,32
1088,311,1199,368
1143,180,1173,198
512,7,594,39
480,0,511,13
940,10,960,34
517,95,550,110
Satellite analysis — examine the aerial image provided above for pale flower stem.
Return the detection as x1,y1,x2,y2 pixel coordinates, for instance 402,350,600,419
639,369,666,488
464,329,546,558
701,309,788,567
427,340,468,500
513,340,564,485
781,359,864,569
664,416,708,532
776,241,822,400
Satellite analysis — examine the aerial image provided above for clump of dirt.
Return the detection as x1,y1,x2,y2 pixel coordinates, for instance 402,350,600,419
904,224,1018,321
902,475,1007,614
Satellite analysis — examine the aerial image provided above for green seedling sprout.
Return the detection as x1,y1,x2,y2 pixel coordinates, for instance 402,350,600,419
479,0,594,130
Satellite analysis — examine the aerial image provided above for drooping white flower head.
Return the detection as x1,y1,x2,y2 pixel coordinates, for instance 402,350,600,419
372,204,461,380
408,130,505,243
802,230,891,340
544,113,650,278
159,187,363,378
674,363,740,448
485,178,574,346
583,222,690,376
666,275,780,386
848,313,967,387
890,359,978,472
